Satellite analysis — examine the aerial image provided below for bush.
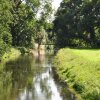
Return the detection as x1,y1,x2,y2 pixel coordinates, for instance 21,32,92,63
0,40,8,57
17,47,28,54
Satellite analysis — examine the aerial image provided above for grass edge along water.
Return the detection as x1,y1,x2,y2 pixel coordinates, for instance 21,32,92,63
53,48,100,100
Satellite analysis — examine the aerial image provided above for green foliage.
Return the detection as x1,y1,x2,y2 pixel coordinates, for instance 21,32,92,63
33,0,53,45
1,48,21,63
0,54,33,100
53,0,100,48
0,0,53,57
54,48,100,99
0,48,21,100
11,2,36,47
10,0,52,47
17,47,28,54
0,0,13,56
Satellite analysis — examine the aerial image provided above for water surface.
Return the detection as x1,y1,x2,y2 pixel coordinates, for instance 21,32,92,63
0,55,75,100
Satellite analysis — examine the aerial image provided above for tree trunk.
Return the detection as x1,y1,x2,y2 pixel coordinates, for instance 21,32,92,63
38,43,41,57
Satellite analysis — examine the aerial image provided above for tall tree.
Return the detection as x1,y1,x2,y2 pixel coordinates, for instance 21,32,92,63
33,0,52,53
53,0,100,48
0,0,53,57
10,0,52,48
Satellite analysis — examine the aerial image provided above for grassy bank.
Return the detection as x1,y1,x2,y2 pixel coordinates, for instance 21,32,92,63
54,48,100,100
0,48,21,98
2,48,21,62
0,48,21,70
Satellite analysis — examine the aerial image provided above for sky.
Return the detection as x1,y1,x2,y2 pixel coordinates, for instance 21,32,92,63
51,0,62,20
52,0,62,10
22,0,62,20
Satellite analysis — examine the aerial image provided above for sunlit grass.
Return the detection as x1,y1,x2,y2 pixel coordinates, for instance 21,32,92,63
54,48,100,100
0,48,21,70
73,49,100,62
2,48,21,62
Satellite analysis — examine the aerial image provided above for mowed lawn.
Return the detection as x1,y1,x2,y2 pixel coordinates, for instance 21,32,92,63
54,48,100,100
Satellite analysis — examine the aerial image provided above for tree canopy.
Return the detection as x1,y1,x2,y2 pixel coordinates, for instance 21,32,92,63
0,0,52,56
0,0,13,56
53,0,100,48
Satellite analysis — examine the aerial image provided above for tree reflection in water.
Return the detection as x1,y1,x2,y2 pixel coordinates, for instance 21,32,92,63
0,54,75,100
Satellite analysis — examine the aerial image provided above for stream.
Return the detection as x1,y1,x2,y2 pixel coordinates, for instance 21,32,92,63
0,54,75,100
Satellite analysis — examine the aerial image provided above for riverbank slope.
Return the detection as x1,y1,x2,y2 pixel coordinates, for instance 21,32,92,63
54,48,100,100
0,48,21,70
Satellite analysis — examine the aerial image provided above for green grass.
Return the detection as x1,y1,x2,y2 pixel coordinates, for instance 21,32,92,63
2,48,21,62
0,48,21,70
54,48,100,100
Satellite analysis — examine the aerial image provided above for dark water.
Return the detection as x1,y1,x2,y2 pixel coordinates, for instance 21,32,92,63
0,55,75,100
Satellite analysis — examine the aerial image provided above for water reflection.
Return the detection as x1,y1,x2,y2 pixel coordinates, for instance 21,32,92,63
0,55,75,100
5,55,33,89
33,66,62,100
